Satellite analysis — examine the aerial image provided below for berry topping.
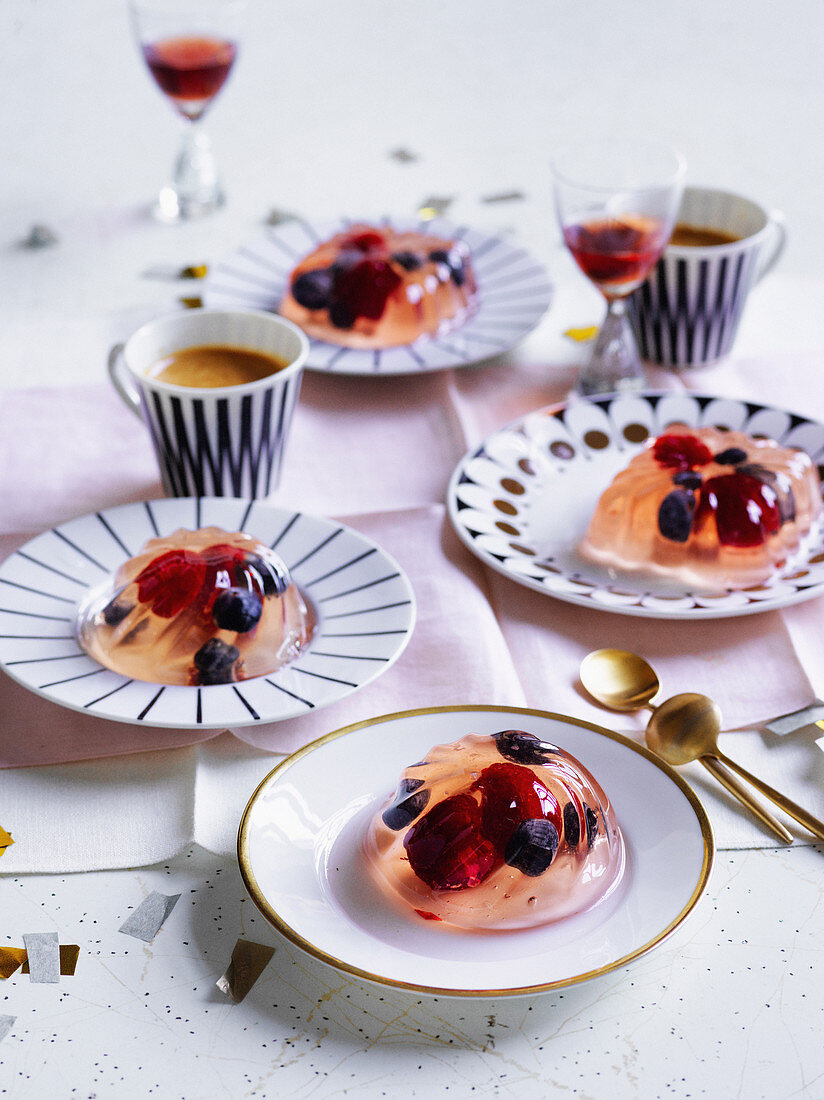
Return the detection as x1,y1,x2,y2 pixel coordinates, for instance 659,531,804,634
714,447,747,465
658,488,696,542
585,806,599,848
381,777,430,831
330,248,362,276
291,268,334,310
653,433,713,470
504,818,559,876
344,230,386,252
473,762,559,850
563,801,580,846
673,470,703,489
242,551,289,596
404,793,498,891
136,550,207,619
194,637,239,685
212,587,263,633
331,258,403,322
328,302,356,329
697,472,782,547
429,247,466,286
494,729,557,767
739,464,797,522
391,250,423,271
102,594,133,626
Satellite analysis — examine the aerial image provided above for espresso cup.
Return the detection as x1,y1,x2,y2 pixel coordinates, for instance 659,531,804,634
108,309,309,498
627,186,787,369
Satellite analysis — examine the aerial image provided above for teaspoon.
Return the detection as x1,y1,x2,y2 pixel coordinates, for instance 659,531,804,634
579,649,794,843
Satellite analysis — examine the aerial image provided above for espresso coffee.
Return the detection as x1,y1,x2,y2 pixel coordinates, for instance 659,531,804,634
670,224,742,248
148,344,289,388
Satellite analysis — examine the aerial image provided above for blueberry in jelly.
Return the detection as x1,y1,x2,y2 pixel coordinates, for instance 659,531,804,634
658,488,695,542
714,447,747,466
194,637,240,685
673,470,703,490
212,588,263,633
244,552,289,596
739,463,797,522
585,806,599,848
102,594,134,626
329,301,356,329
330,248,362,276
381,777,431,831
562,800,580,846
391,250,423,271
291,269,334,310
494,729,557,766
504,818,559,876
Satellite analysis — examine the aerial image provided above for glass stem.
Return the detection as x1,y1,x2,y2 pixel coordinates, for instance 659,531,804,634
577,297,646,397
155,120,225,222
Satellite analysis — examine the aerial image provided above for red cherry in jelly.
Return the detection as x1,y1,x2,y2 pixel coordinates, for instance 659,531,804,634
403,793,497,891
653,433,713,471
473,763,560,850
343,230,386,253
332,258,402,321
698,472,782,547
136,549,207,619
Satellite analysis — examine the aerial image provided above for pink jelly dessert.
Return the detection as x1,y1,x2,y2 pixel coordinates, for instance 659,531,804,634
279,223,478,349
579,425,822,590
364,730,625,930
78,527,313,686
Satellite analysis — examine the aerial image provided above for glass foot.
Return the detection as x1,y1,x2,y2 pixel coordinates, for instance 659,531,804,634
575,299,647,397
153,122,225,223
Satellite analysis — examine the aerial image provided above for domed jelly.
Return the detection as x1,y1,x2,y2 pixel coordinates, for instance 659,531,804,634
579,425,822,590
77,527,313,686
279,223,478,349
364,730,625,930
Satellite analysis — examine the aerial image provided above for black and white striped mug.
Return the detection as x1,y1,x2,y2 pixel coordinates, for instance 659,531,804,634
627,187,786,369
109,309,309,498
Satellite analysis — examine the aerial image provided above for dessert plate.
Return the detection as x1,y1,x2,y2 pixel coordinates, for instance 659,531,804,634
238,704,713,997
202,216,552,376
0,498,415,729
448,391,824,619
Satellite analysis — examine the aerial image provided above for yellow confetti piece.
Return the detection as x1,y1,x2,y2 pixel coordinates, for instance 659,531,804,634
179,296,203,310
180,264,208,279
0,945,80,980
564,325,599,343
0,826,12,855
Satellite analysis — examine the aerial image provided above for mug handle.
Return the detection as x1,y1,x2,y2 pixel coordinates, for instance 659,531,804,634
754,210,787,284
107,343,143,417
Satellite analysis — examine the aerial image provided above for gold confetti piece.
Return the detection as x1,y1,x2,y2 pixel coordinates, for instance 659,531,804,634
179,296,203,310
564,325,600,343
389,147,419,164
0,948,27,980
180,264,208,279
417,195,454,220
481,189,526,204
22,945,79,977
0,826,12,854
216,939,275,1002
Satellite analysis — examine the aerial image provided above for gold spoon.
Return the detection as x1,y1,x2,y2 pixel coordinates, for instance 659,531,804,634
579,649,794,843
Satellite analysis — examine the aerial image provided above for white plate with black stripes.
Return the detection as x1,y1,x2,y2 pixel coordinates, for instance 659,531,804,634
202,216,553,375
0,498,416,728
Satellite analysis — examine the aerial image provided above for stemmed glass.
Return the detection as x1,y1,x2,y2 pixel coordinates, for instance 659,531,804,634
552,139,685,396
129,0,244,222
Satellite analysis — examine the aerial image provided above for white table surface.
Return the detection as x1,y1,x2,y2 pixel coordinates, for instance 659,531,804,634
3,1,824,1096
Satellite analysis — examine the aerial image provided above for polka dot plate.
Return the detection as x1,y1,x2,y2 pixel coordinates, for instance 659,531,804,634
202,216,552,376
0,497,415,728
447,392,824,619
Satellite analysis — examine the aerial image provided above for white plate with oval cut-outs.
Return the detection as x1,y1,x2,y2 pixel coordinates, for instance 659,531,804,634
0,498,415,728
202,216,552,376
238,704,713,997
447,392,824,619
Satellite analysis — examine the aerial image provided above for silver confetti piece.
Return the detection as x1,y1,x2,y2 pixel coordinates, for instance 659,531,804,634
22,224,58,248
119,891,181,942
417,195,454,219
265,208,298,227
389,147,419,164
481,189,526,204
22,932,60,984
0,1016,15,1043
765,701,824,736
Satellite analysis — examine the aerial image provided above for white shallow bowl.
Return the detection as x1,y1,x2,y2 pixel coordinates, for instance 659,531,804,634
238,705,713,997
0,497,415,728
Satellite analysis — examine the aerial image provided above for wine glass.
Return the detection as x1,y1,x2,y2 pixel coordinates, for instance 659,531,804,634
552,139,685,396
130,0,245,223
